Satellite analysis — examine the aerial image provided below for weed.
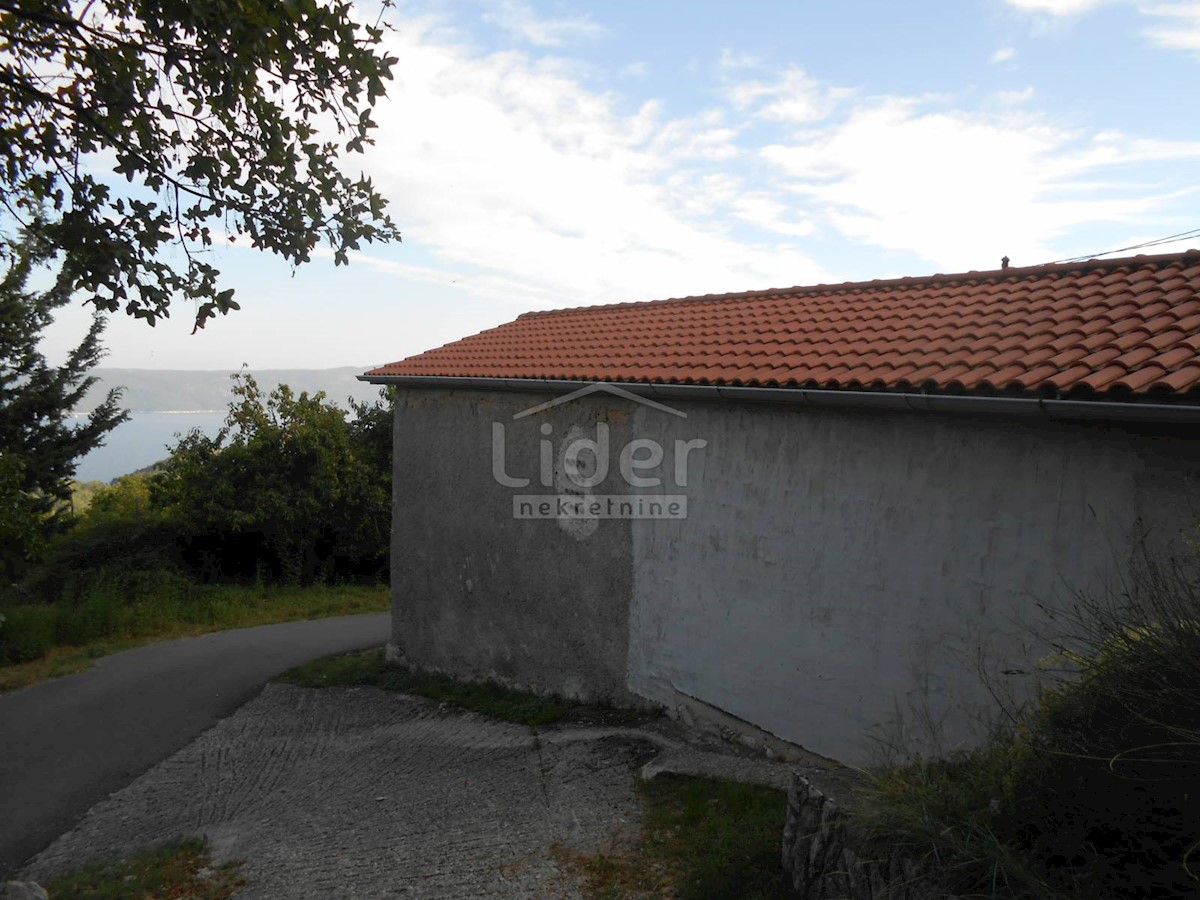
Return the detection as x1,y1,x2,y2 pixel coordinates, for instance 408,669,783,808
556,774,788,899
0,582,388,691
45,838,246,900
277,647,582,727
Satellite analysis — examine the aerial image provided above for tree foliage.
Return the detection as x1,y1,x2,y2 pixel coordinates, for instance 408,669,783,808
0,230,125,579
153,373,390,582
0,0,400,329
0,452,44,580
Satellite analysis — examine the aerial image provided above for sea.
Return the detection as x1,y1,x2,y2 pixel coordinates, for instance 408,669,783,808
72,411,228,483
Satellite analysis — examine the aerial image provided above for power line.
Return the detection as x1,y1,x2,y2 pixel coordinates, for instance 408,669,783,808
1043,227,1200,266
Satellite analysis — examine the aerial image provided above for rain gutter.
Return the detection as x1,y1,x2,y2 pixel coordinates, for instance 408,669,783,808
358,374,1200,425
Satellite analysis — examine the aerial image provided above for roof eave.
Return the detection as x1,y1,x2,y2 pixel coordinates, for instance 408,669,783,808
358,374,1200,425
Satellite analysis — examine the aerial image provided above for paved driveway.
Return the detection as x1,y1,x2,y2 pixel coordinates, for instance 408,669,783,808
24,684,802,898
0,614,389,876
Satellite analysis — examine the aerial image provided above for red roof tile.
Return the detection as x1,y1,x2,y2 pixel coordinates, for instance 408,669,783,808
367,250,1200,401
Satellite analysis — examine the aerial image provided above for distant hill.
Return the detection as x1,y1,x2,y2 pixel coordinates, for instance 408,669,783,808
76,367,385,413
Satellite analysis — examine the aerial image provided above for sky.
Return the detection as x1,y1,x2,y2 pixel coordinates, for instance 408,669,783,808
43,0,1200,371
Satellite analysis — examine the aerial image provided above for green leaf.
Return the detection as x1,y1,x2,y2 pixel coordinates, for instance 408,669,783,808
0,0,402,327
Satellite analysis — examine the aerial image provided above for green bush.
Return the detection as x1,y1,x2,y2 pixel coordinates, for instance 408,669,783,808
851,737,1055,899
21,515,187,606
1002,619,1200,897
0,604,56,664
78,473,156,528
0,452,49,582
151,374,391,583
11,376,392,602
1,574,387,670
2,569,191,660
0,375,393,669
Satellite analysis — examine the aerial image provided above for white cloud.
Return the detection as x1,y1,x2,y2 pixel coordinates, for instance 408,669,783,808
995,86,1036,103
1006,0,1110,13
718,49,763,71
730,196,815,237
760,97,1200,269
644,108,742,162
355,14,1200,309
725,65,852,124
1007,0,1200,51
990,46,1018,63
483,0,604,47
1141,2,1200,49
360,21,830,309
619,61,649,78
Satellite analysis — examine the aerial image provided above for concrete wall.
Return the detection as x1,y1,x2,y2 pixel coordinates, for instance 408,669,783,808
625,401,1200,762
391,388,640,704
391,386,1200,763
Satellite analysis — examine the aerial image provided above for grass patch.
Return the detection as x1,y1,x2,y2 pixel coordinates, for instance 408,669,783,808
0,582,388,693
45,837,246,899
848,740,1060,899
277,646,583,727
557,774,788,899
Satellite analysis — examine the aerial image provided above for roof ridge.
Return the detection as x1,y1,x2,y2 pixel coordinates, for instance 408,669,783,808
516,248,1200,320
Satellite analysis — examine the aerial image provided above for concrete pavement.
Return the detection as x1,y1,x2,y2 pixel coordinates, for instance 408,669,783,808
26,684,807,897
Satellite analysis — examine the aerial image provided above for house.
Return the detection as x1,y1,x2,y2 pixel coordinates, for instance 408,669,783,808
363,250,1200,764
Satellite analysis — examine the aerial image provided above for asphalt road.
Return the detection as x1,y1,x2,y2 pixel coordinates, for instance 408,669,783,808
0,613,389,877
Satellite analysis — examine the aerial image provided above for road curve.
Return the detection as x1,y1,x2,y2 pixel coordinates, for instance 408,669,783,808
0,613,389,877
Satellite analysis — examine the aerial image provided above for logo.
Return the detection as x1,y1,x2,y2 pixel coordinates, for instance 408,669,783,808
491,383,707,536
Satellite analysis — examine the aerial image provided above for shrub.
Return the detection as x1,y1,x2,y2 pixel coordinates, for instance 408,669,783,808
0,375,393,668
79,473,157,529
1002,573,1200,897
12,376,392,599
22,514,187,605
152,374,390,583
850,539,1200,900
0,452,48,582
850,736,1056,899
0,603,55,664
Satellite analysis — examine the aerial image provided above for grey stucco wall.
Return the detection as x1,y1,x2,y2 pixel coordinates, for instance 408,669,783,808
625,401,1200,763
391,388,639,703
391,386,1200,764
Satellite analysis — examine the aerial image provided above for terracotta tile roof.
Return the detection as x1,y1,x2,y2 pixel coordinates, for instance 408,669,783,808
366,249,1200,401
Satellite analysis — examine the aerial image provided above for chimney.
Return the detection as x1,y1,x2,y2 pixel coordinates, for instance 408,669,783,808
1001,256,1010,270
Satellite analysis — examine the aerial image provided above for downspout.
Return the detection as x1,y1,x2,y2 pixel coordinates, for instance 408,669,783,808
358,374,1200,425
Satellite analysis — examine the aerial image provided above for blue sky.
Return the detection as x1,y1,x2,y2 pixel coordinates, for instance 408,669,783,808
45,0,1200,371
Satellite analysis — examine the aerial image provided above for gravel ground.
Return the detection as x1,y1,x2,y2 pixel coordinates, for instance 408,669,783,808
27,684,820,898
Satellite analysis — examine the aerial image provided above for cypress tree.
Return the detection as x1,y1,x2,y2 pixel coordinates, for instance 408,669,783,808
0,229,127,578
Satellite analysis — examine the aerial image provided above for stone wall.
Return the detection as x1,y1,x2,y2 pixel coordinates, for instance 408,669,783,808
781,773,946,899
